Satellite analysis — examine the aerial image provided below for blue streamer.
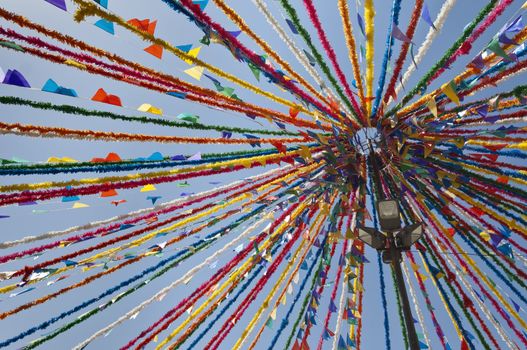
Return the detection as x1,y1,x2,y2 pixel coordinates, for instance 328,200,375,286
421,252,476,350
267,235,327,350
2,177,310,348
370,0,403,119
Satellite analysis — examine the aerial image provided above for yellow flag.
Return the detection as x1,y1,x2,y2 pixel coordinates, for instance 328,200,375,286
72,202,89,209
184,66,205,80
441,81,460,105
427,97,438,117
140,184,157,192
183,46,202,64
137,103,163,115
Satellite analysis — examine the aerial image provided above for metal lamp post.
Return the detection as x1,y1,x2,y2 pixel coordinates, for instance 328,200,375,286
358,145,424,350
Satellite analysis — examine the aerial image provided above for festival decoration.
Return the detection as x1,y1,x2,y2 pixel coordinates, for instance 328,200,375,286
0,1,526,349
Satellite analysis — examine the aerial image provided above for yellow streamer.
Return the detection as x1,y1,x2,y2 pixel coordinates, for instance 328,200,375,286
71,0,311,114
211,0,331,107
155,194,318,348
237,195,334,350
0,148,316,192
338,0,366,109
364,0,375,115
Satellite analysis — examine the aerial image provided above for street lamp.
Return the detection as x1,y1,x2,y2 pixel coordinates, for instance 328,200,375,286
357,199,423,350
377,199,401,231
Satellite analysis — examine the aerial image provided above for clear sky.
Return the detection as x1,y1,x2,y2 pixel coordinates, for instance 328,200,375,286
0,0,525,349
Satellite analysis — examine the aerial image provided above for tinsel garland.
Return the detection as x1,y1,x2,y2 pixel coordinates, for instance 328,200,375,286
0,14,323,130
237,207,333,350
73,196,311,350
401,262,432,349
3,183,252,281
0,96,299,136
316,239,348,350
168,0,348,124
273,240,326,350
0,120,307,144
134,209,303,350
0,37,324,131
364,0,375,115
388,0,499,116
210,0,331,106
379,0,423,117
166,195,322,350
408,190,527,347
0,164,300,249
299,242,337,346
250,0,345,114
0,147,319,176
337,0,366,107
405,252,448,348
301,0,364,123
396,0,458,98
117,211,287,349
12,186,304,347
392,171,479,348
370,0,402,120
0,149,313,194
432,0,516,80
277,0,356,116
71,0,311,114
417,179,527,303
0,165,301,264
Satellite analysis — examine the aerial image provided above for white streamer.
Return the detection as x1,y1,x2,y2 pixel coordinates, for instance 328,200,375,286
394,0,457,100
0,165,293,249
251,0,351,116
72,214,273,350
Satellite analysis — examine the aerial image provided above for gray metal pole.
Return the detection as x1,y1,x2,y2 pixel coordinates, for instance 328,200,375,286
388,233,420,350
371,146,420,350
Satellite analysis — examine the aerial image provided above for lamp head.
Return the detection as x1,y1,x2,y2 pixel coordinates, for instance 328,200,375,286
396,223,423,249
357,226,386,250
377,199,401,231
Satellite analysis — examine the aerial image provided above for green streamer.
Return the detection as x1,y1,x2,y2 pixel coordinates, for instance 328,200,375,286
386,0,499,117
391,266,409,350
277,0,357,118
0,96,299,136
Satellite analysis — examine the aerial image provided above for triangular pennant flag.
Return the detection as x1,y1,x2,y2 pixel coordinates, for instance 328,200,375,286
140,184,156,192
94,19,115,34
193,0,209,10
3,69,30,87
176,44,193,53
72,202,89,209
137,103,163,115
42,79,78,97
441,81,460,105
427,97,438,118
91,88,122,106
184,66,205,80
421,3,436,30
100,189,118,197
183,46,202,64
144,44,163,59
392,23,413,43
44,0,67,11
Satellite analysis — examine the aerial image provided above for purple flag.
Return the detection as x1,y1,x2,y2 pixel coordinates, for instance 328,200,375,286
392,24,412,43
3,69,30,88
44,0,67,11
357,14,365,36
421,3,436,30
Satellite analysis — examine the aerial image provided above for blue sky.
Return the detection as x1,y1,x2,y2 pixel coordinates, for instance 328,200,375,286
0,0,526,349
